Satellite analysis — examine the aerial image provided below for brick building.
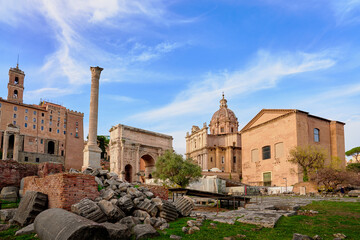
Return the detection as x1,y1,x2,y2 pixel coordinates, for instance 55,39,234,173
0,65,84,170
186,95,346,186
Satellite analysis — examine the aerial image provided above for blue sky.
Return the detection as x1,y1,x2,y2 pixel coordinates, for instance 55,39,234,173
0,0,359,156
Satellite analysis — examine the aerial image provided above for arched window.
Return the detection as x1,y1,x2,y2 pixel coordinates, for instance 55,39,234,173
14,77,19,85
13,90,18,98
262,146,271,160
314,128,320,142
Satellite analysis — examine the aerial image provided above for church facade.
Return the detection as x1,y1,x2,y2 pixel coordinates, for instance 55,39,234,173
0,65,84,170
186,96,346,186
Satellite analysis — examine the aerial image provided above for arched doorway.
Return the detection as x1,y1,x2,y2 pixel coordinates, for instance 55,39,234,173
48,141,55,154
140,154,155,183
7,134,15,159
125,164,132,182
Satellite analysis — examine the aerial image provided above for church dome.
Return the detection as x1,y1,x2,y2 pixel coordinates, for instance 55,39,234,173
209,94,238,135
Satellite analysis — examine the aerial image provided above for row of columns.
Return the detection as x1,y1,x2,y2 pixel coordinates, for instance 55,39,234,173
1,131,20,161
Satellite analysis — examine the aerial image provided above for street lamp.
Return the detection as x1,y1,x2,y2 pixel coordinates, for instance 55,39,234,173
283,178,287,193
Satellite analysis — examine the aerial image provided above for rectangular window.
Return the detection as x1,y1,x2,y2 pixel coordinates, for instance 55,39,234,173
41,113,44,117
41,139,43,144
49,128,52,132
33,118,36,122
263,172,272,186
275,142,284,158
41,119,44,124
210,157,213,162
251,149,259,162
25,157,28,162
25,116,28,121
57,129,59,134
33,125,36,129
0,103,2,107
75,132,78,138
49,121,52,126
76,122,78,126
221,127,224,133
314,128,320,142
25,123,28,128
25,109,28,113
233,156,236,163
64,131,66,135
36,158,40,163
33,111,36,115
76,127,78,132
262,146,271,160
58,117,60,122
13,114,16,118
13,121,16,125
64,124,66,128
50,115,52,120
221,156,224,164
61,150,64,156
14,106,17,111
41,126,44,131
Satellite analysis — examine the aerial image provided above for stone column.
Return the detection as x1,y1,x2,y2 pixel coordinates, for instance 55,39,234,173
120,140,125,180
2,132,9,160
83,66,103,170
135,144,140,181
13,133,20,161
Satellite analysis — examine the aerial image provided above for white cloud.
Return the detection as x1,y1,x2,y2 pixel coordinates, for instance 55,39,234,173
25,87,76,102
130,50,336,121
105,94,141,103
331,0,360,25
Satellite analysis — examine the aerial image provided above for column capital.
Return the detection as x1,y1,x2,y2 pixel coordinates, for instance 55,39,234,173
90,66,103,75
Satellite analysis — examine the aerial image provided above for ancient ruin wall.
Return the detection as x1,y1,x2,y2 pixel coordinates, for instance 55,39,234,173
142,184,168,200
0,160,38,189
23,173,99,210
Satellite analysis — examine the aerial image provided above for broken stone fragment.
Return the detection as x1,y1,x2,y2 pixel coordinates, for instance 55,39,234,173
0,209,17,222
99,222,131,240
174,196,195,217
101,189,116,201
117,196,134,212
71,198,107,223
133,210,150,221
170,235,182,239
34,208,110,240
12,191,48,227
15,223,35,236
118,216,141,229
156,199,178,222
98,200,126,223
136,201,158,217
127,187,143,198
292,233,313,240
144,191,154,198
159,222,169,230
133,224,159,240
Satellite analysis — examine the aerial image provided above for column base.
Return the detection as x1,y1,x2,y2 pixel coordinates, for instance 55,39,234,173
82,144,102,170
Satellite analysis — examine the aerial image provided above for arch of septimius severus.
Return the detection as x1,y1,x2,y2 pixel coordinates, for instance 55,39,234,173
109,124,173,182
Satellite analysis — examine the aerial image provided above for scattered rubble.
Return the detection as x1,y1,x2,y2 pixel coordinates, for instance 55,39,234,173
347,190,360,197
0,186,19,202
15,223,35,236
0,209,16,222
12,191,47,226
174,196,195,217
292,233,313,240
333,233,346,239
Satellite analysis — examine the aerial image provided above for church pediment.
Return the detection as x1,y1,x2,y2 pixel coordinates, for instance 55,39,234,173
240,109,298,132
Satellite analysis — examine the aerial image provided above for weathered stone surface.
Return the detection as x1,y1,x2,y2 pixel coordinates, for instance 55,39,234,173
117,196,134,212
333,233,346,239
133,210,150,220
0,208,16,222
12,191,48,227
292,233,313,240
0,186,19,201
237,212,281,228
159,222,169,230
144,191,154,198
127,188,143,198
15,223,35,236
170,235,182,239
95,177,103,187
348,190,360,197
136,201,158,217
98,200,125,222
133,224,159,240
174,196,195,217
100,222,131,240
34,208,110,240
71,198,107,223
157,200,178,222
0,224,11,232
101,189,116,201
119,216,141,229
273,203,300,211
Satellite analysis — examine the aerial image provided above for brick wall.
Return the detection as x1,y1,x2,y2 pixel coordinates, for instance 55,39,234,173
0,160,38,189
23,173,99,210
142,184,168,200
293,181,318,194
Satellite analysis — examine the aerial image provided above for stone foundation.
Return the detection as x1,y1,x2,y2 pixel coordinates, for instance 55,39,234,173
23,173,99,210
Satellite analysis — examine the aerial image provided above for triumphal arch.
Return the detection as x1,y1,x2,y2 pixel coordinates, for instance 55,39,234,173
109,124,173,182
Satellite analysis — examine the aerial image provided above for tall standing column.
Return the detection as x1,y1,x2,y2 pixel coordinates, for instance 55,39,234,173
82,66,103,170
13,133,20,161
2,132,9,160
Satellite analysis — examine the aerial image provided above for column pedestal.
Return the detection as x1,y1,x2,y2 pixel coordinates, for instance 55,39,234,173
83,144,102,170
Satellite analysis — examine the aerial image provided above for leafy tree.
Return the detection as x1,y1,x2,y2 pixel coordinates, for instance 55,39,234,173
346,163,360,173
153,150,202,188
345,146,360,163
97,135,109,160
288,145,326,182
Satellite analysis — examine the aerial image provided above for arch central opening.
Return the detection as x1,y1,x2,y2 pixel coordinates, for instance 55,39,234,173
139,154,155,183
125,164,132,182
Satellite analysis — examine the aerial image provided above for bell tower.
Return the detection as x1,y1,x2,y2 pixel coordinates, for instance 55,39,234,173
7,63,25,103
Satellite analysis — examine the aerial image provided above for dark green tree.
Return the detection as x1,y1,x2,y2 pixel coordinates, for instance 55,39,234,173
345,146,360,163
346,163,360,172
97,135,109,160
288,145,326,182
153,150,202,188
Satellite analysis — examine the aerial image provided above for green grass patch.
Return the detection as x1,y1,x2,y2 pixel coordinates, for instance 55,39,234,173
0,199,19,209
151,201,360,240
0,223,38,240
